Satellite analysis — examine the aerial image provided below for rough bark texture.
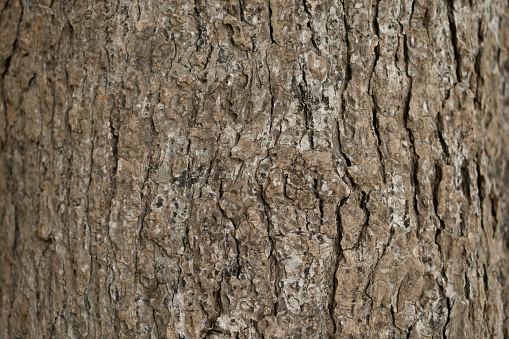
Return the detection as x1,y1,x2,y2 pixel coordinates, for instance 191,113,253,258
1,0,509,338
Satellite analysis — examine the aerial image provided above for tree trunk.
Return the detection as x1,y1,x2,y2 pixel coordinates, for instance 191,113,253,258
1,0,509,338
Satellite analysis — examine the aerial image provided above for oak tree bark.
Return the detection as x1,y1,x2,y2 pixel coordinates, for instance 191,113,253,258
1,0,509,338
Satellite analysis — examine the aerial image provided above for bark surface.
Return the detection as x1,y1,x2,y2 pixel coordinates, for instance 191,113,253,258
1,0,509,338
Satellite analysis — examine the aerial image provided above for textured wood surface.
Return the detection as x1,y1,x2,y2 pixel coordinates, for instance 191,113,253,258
1,0,509,338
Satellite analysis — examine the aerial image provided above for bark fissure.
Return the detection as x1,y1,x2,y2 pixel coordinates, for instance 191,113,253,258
446,0,461,83
329,197,346,336
267,0,276,45
370,0,384,182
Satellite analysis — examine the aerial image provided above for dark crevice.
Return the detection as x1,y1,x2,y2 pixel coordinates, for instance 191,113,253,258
482,265,493,338
482,265,489,293
234,236,242,279
337,0,353,189
265,47,277,145
489,189,499,234
329,196,347,336
267,0,276,44
464,270,473,322
299,71,314,149
473,17,484,104
372,104,384,178
408,148,420,233
370,0,384,182
216,282,224,314
84,103,97,293
105,108,119,255
406,325,413,338
336,120,351,167
476,153,486,234
433,160,450,338
340,0,352,112
1,0,23,155
433,161,450,339
461,159,471,200
238,0,246,22
354,192,370,249
342,2,352,88
447,0,461,83
403,33,423,236
433,162,443,224
312,177,324,225
443,298,451,338
340,0,352,111
193,0,204,50
2,55,13,78
435,225,451,339
1,0,22,78
436,111,451,159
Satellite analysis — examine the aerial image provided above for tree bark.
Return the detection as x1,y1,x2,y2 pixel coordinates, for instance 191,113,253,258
1,0,509,338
